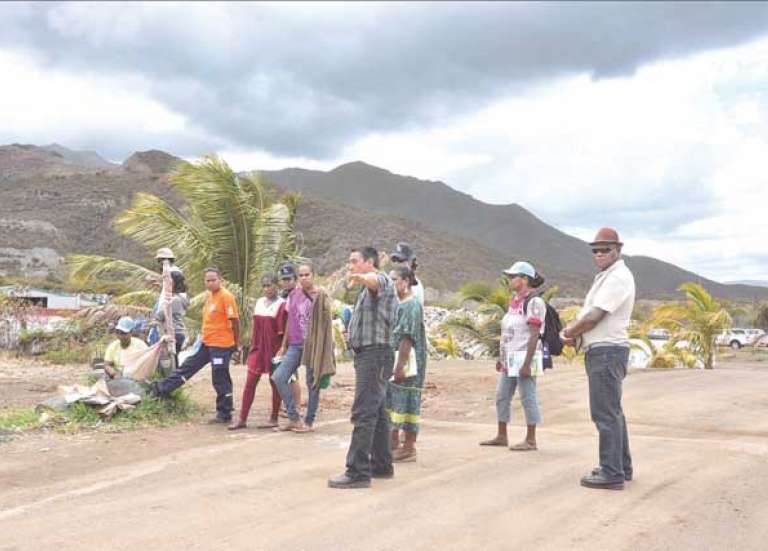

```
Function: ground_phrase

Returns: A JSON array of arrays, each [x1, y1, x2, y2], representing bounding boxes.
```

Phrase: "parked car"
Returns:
[[716, 328, 765, 349], [646, 328, 671, 351]]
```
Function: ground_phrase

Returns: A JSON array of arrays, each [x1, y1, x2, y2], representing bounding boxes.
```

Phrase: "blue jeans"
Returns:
[[271, 344, 320, 425], [156, 343, 233, 420], [586, 346, 632, 481], [495, 373, 541, 425]]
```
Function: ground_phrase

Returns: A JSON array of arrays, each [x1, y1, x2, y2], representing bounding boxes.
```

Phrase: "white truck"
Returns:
[[716, 328, 765, 349]]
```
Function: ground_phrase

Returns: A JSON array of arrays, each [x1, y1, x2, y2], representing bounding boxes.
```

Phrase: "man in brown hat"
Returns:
[[560, 227, 635, 490]]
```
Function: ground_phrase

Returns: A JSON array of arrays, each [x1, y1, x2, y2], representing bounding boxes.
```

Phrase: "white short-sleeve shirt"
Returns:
[[579, 259, 635, 347]]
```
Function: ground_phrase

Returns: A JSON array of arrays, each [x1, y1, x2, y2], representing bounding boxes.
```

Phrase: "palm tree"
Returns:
[[652, 282, 731, 370], [67, 155, 300, 343]]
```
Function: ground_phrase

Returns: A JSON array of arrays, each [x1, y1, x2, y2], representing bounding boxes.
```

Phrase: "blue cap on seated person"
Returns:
[[502, 261, 536, 279], [115, 316, 135, 334]]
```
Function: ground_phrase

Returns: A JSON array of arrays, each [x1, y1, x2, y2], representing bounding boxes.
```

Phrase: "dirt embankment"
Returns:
[[2, 354, 768, 550]]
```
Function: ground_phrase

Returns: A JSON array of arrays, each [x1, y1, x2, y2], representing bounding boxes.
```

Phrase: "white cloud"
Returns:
[[1, 11, 768, 283], [333, 37, 768, 282], [0, 51, 198, 156]]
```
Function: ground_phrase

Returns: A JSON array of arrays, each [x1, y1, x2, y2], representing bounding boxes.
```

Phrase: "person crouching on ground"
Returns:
[[151, 267, 240, 424], [386, 264, 428, 463], [328, 246, 398, 489], [103, 316, 148, 379], [480, 261, 545, 451], [272, 263, 323, 432], [229, 275, 287, 430]]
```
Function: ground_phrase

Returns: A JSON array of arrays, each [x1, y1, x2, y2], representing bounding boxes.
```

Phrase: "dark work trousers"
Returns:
[[344, 344, 394, 481], [586, 345, 632, 481], [156, 342, 233, 420]]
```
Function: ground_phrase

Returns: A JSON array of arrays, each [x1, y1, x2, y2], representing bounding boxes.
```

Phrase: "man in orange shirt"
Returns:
[[151, 267, 240, 423]]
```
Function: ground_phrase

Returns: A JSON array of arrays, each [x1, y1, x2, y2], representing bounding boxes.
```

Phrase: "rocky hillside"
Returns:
[[263, 162, 768, 301], [1, 143, 766, 301], [0, 144, 183, 276]]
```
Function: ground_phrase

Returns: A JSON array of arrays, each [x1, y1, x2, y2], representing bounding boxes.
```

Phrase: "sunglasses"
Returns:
[[591, 247, 614, 255]]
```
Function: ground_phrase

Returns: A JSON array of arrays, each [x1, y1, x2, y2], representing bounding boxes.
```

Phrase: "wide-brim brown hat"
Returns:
[[589, 227, 623, 246]]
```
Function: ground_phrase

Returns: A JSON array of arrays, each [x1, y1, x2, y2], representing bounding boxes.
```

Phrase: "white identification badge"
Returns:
[[505, 344, 543, 377], [212, 357, 224, 366], [392, 349, 418, 379]]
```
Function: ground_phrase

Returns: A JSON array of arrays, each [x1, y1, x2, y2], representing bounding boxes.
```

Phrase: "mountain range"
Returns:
[[1, 143, 765, 301]]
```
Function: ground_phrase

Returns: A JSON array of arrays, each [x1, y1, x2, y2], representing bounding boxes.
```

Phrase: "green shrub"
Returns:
[[0, 409, 40, 430]]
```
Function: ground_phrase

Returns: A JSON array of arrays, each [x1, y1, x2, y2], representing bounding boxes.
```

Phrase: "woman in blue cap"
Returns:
[[480, 261, 546, 451]]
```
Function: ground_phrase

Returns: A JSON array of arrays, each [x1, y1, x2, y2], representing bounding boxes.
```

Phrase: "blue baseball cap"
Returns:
[[502, 261, 536, 279], [115, 316, 135, 333]]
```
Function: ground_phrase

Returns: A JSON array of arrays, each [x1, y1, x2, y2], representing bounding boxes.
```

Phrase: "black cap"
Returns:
[[389, 242, 414, 262], [278, 263, 296, 278]]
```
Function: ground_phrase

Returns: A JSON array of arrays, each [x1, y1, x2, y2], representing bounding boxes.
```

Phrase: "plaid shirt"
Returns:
[[348, 272, 397, 349]]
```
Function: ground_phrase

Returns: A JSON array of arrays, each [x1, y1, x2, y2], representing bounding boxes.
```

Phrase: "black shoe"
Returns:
[[371, 469, 394, 479], [327, 474, 371, 489], [580, 472, 625, 490], [148, 382, 165, 399], [591, 467, 632, 482], [208, 416, 232, 424]]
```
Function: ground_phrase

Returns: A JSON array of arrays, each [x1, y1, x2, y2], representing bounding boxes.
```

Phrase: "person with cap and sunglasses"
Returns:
[[103, 316, 148, 379], [276, 262, 302, 415], [560, 227, 635, 490], [480, 261, 546, 451], [389, 242, 424, 305]]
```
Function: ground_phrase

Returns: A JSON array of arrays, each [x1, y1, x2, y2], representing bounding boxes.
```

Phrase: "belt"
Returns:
[[585, 342, 629, 352], [351, 343, 390, 353]]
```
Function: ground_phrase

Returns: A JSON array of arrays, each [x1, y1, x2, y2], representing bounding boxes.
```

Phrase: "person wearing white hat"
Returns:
[[480, 261, 545, 451], [103, 316, 148, 379], [155, 247, 183, 275]]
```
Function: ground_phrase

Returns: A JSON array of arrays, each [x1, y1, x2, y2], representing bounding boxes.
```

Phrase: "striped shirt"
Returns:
[[348, 272, 397, 349]]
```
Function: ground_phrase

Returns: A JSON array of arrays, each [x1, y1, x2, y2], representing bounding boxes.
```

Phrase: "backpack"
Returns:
[[523, 294, 564, 368]]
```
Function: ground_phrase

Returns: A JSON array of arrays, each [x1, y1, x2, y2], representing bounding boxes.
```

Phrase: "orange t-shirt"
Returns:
[[202, 288, 239, 348]]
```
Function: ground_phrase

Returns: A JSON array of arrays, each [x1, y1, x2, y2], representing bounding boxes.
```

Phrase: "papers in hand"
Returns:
[[391, 349, 418, 380], [505, 344, 544, 377]]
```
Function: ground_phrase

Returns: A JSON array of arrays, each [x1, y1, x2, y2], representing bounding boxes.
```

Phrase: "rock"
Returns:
[[106, 378, 146, 398], [35, 395, 70, 413]]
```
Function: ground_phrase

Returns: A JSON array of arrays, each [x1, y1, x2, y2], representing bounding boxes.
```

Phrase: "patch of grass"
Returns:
[[0, 408, 40, 430], [2, 389, 203, 438], [42, 344, 92, 365]]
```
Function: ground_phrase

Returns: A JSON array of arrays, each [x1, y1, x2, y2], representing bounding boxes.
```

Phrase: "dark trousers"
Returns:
[[157, 342, 233, 419], [586, 346, 632, 480], [345, 345, 394, 481]]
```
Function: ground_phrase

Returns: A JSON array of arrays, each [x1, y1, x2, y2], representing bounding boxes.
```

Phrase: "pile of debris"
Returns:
[[424, 306, 494, 360], [37, 378, 146, 418]]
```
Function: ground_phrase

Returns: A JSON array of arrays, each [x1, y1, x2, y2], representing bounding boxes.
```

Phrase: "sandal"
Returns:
[[479, 437, 508, 447], [227, 420, 247, 431], [509, 441, 537, 451], [393, 448, 417, 462], [255, 419, 279, 429]]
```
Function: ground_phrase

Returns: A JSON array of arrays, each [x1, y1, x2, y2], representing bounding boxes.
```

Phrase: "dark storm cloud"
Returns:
[[2, 2, 768, 157]]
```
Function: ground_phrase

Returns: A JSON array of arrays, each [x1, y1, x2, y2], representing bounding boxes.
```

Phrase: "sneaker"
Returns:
[[591, 467, 632, 482], [580, 472, 624, 490], [327, 474, 371, 489], [208, 416, 232, 425]]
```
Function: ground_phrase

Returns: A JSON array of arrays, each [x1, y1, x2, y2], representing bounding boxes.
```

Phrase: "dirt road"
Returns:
[[2, 356, 768, 550]]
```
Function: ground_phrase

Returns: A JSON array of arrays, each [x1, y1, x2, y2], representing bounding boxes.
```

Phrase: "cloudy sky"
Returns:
[[2, 2, 768, 282]]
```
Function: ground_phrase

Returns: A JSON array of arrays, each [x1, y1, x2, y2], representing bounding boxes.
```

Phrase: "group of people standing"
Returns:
[[110, 226, 635, 492]]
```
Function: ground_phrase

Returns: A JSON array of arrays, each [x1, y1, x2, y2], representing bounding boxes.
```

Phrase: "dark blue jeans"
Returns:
[[345, 345, 394, 481], [586, 346, 632, 481], [156, 342, 233, 420]]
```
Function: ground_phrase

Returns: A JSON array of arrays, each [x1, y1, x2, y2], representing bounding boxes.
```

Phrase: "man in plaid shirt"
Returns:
[[329, 246, 398, 489]]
